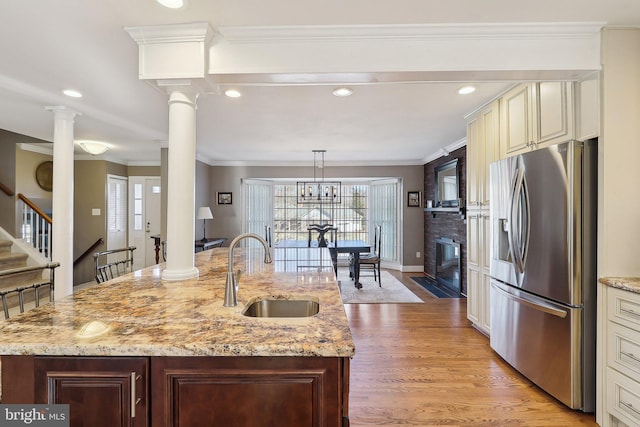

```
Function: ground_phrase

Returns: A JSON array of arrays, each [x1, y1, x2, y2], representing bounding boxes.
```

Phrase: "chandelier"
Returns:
[[296, 150, 342, 204]]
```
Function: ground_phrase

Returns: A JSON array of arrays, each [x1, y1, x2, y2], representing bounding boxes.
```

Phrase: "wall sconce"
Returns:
[[197, 206, 213, 242], [78, 140, 109, 156]]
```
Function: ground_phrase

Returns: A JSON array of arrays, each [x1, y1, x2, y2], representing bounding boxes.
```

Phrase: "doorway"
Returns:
[[128, 176, 161, 270], [107, 175, 128, 251]]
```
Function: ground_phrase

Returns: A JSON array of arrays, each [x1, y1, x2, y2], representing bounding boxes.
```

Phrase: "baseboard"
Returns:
[[399, 265, 424, 273]]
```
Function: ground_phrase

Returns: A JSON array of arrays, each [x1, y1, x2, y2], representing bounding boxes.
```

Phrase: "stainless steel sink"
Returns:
[[243, 298, 319, 318]]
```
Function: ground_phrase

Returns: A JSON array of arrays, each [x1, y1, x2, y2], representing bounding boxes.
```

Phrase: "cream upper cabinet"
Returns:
[[466, 116, 481, 209], [576, 74, 600, 140], [500, 82, 574, 158], [499, 84, 532, 156], [466, 100, 499, 208]]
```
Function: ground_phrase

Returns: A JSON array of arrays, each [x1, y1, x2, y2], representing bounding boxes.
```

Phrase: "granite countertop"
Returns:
[[0, 247, 354, 358], [599, 277, 640, 294]]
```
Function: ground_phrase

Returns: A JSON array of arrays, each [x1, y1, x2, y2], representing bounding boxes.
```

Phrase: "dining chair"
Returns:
[[353, 225, 382, 286], [307, 223, 337, 248]]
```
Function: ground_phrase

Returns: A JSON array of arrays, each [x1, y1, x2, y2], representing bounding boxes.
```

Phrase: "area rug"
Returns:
[[338, 270, 423, 304], [410, 276, 463, 298]]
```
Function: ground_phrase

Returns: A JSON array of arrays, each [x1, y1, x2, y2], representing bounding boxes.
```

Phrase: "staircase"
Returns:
[[0, 238, 56, 320]]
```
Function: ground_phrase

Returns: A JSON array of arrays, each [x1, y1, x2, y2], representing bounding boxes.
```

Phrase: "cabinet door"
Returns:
[[151, 356, 344, 427], [481, 213, 491, 273], [576, 75, 599, 140], [480, 272, 492, 334], [480, 101, 500, 206], [466, 116, 481, 209], [533, 81, 574, 148], [467, 267, 480, 324], [500, 84, 532, 157], [34, 357, 148, 427], [467, 212, 480, 269]]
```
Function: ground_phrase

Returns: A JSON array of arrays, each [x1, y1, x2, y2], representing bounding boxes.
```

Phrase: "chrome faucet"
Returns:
[[224, 233, 272, 307]]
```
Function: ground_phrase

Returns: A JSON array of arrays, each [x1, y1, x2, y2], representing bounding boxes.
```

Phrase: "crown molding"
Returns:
[[17, 143, 53, 156], [218, 22, 605, 44], [422, 137, 467, 164], [125, 22, 216, 45]]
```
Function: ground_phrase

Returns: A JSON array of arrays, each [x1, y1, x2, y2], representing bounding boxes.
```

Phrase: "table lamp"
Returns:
[[197, 207, 213, 242]]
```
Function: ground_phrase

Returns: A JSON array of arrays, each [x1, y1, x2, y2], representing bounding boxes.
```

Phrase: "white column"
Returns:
[[161, 87, 199, 281], [45, 106, 80, 299]]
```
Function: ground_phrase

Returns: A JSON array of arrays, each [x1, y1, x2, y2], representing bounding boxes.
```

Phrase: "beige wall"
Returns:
[[195, 160, 211, 241], [74, 160, 108, 284], [0, 131, 50, 236], [209, 164, 424, 270], [0, 133, 18, 234], [599, 28, 640, 276], [15, 148, 54, 234], [127, 165, 161, 176]]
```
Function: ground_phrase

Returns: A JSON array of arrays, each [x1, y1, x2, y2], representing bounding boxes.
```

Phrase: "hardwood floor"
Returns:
[[344, 270, 598, 426]]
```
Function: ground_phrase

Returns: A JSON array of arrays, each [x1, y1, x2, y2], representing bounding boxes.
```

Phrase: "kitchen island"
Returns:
[[0, 247, 354, 427]]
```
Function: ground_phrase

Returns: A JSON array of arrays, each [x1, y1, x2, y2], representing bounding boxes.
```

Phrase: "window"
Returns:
[[243, 179, 401, 265], [273, 183, 368, 244]]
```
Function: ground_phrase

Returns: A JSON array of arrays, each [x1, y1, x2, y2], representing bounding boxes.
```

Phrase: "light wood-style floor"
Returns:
[[344, 270, 598, 426]]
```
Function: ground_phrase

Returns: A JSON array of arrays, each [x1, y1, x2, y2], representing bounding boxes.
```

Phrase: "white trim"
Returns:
[[218, 22, 605, 43], [422, 137, 467, 164], [400, 265, 426, 273], [17, 143, 53, 156], [126, 23, 216, 45]]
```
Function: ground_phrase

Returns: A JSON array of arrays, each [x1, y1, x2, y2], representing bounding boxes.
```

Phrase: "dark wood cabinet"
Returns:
[[2, 356, 148, 427], [2, 355, 349, 427], [151, 356, 348, 427]]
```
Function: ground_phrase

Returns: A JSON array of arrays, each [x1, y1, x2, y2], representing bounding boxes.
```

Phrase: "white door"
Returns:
[[128, 177, 161, 270], [107, 175, 128, 251]]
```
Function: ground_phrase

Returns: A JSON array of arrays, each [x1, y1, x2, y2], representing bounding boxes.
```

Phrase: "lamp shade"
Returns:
[[197, 206, 213, 220]]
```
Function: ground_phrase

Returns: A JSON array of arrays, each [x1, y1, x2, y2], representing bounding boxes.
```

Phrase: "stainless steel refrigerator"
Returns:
[[489, 139, 597, 412]]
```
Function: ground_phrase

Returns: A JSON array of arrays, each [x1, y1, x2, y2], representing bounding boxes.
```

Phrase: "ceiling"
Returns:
[[1, 1, 639, 166]]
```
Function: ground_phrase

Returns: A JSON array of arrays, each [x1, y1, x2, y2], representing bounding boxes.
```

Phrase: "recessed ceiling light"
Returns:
[[458, 86, 476, 95], [332, 87, 353, 97], [224, 89, 242, 98], [156, 0, 187, 9], [63, 89, 83, 98]]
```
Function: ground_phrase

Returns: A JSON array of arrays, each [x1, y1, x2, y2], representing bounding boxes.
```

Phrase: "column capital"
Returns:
[[125, 22, 215, 80], [45, 105, 82, 120]]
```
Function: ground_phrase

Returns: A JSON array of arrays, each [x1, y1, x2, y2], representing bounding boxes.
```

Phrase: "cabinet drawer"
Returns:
[[607, 367, 640, 427], [608, 287, 640, 329], [608, 321, 640, 378]]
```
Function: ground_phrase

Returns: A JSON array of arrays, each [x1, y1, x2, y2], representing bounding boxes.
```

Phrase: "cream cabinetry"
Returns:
[[465, 99, 498, 336], [500, 82, 574, 158], [601, 285, 640, 427], [466, 212, 491, 335]]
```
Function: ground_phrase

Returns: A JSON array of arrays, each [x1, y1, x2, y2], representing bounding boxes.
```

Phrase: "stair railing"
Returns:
[[0, 181, 14, 197], [0, 262, 59, 319], [17, 194, 53, 260], [74, 238, 104, 267]]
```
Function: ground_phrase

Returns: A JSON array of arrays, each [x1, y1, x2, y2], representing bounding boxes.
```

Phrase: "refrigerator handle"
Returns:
[[492, 282, 568, 318], [509, 164, 526, 274]]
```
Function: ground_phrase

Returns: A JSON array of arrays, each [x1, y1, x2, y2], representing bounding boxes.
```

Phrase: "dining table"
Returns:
[[275, 239, 371, 289]]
